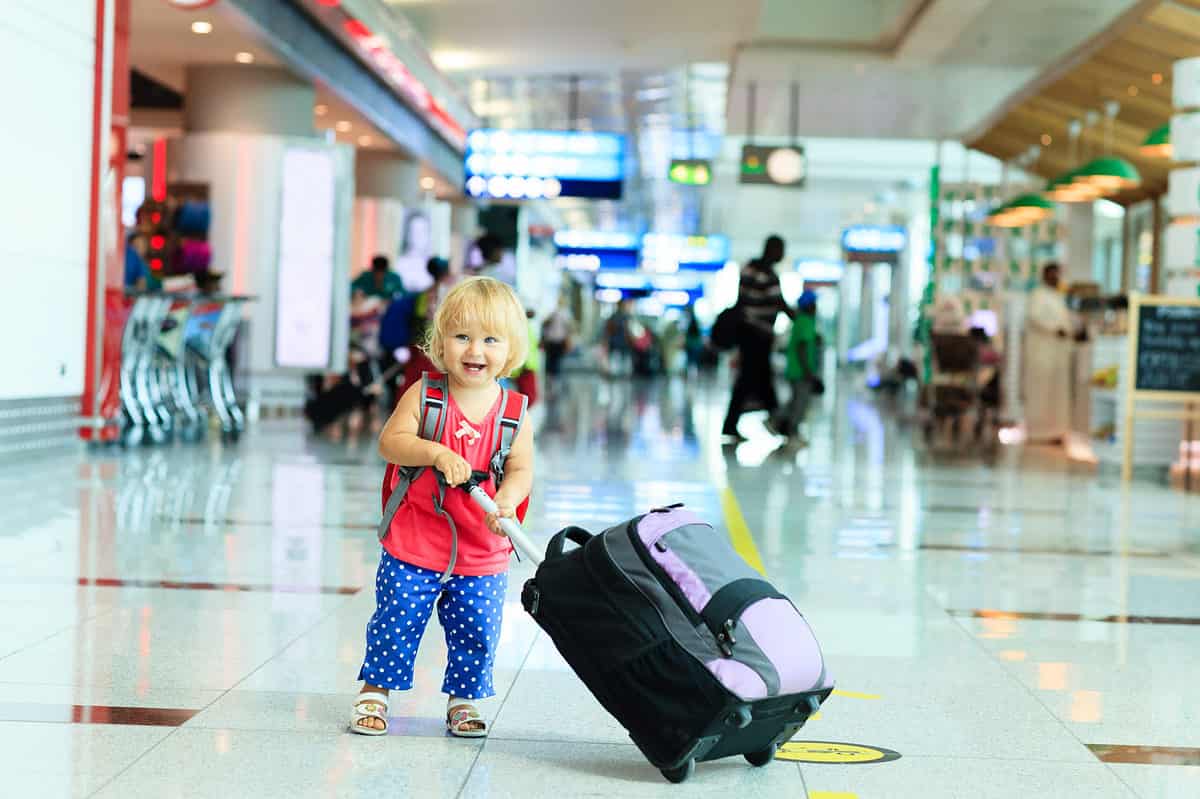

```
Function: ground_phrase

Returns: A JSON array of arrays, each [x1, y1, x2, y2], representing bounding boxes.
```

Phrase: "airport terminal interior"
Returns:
[[4, 0, 1200, 797]]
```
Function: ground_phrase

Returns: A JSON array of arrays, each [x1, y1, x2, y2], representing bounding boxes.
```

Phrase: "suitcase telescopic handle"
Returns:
[[461, 477, 543, 567]]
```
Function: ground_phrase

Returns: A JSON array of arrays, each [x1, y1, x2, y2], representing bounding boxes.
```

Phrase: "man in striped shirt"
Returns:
[[722, 235, 792, 439]]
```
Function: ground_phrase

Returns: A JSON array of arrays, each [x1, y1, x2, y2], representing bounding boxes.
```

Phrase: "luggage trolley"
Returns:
[[120, 292, 174, 445], [185, 295, 252, 440], [158, 296, 204, 441]]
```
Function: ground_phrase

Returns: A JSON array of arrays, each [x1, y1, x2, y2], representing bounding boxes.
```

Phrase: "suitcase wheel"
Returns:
[[660, 759, 695, 784], [744, 744, 777, 767], [726, 706, 753, 729]]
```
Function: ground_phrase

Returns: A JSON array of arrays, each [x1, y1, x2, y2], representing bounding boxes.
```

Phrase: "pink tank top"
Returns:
[[382, 388, 513, 576]]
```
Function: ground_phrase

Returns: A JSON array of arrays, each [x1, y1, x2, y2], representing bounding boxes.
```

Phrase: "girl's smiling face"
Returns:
[[441, 319, 511, 387]]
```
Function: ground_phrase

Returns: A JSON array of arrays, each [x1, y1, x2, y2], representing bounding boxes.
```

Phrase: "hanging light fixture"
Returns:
[[989, 148, 1056, 227], [1074, 102, 1141, 194], [1045, 121, 1102, 202], [1139, 123, 1171, 158]]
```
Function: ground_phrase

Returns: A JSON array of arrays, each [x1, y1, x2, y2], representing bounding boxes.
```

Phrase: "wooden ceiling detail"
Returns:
[[967, 0, 1200, 205]]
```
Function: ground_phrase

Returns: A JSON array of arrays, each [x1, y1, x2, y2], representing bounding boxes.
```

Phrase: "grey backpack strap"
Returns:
[[489, 388, 528, 486], [420, 372, 450, 441], [377, 372, 450, 542], [378, 467, 414, 542], [431, 476, 457, 583]]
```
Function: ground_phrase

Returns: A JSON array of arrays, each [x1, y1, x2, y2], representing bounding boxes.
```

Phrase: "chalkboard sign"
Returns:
[[1134, 303, 1200, 393]]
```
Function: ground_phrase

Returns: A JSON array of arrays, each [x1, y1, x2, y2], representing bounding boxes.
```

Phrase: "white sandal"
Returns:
[[349, 691, 389, 736], [446, 703, 489, 738]]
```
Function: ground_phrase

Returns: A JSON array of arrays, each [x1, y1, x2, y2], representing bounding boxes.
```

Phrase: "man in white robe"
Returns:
[[1024, 263, 1074, 443]]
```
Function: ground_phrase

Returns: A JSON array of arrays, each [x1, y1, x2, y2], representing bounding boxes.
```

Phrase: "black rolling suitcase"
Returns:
[[467, 485, 833, 784]]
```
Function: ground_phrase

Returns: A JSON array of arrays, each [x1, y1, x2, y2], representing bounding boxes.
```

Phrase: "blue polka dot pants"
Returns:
[[358, 550, 508, 700]]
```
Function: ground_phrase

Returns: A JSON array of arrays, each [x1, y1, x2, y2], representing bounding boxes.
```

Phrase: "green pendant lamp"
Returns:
[[1075, 156, 1142, 192], [1139, 123, 1171, 159], [1046, 168, 1101, 202], [1073, 102, 1142, 194], [1042, 120, 1102, 202], [989, 193, 1055, 228]]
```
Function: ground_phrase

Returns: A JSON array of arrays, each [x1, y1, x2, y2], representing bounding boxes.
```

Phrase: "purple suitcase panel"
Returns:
[[637, 508, 709, 549], [635, 508, 830, 701], [740, 598, 825, 695], [705, 658, 768, 700], [637, 509, 714, 612]]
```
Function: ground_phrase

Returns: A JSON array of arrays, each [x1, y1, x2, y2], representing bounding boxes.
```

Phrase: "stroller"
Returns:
[[922, 333, 999, 444]]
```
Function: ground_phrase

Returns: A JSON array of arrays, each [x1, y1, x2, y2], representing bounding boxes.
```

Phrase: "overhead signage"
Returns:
[[740, 144, 806, 187], [553, 231, 639, 250], [554, 231, 639, 271], [795, 260, 844, 282], [668, 158, 713, 186], [841, 225, 907, 254], [641, 234, 730, 273], [594, 287, 703, 306], [595, 272, 705, 291], [464, 129, 625, 200]]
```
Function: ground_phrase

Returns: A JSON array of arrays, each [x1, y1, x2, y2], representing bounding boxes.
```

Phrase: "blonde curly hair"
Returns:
[[424, 276, 529, 377]]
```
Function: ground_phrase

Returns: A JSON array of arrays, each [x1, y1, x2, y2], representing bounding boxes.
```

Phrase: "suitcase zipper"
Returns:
[[625, 519, 706, 629]]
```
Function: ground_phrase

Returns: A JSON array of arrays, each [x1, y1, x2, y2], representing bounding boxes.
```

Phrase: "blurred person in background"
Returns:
[[684, 309, 705, 376], [1024, 262, 1074, 444], [605, 300, 634, 378], [768, 290, 821, 444], [352, 254, 404, 301], [470, 233, 515, 286], [722, 235, 792, 439], [540, 299, 575, 382]]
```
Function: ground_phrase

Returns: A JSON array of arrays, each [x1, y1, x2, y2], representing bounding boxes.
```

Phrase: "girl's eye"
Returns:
[[484, 336, 500, 345], [455, 334, 470, 342]]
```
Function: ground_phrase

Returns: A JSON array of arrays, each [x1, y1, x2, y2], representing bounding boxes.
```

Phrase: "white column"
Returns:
[[1166, 57, 1200, 297], [0, 3, 98, 401], [174, 64, 354, 411], [1065, 203, 1095, 286], [450, 202, 479, 277], [352, 151, 418, 287]]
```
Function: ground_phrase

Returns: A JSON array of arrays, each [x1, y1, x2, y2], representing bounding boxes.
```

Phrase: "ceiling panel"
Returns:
[[729, 0, 1143, 140], [753, 0, 923, 46], [967, 1, 1183, 203]]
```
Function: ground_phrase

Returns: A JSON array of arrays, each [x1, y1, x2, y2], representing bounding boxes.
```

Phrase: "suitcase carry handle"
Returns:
[[546, 526, 593, 561], [460, 475, 543, 567]]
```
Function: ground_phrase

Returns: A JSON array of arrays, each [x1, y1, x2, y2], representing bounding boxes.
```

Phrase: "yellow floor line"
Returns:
[[720, 485, 767, 576], [721, 485, 882, 708]]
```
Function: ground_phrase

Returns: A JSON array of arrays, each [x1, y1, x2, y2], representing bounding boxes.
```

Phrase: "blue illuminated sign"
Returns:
[[841, 225, 907, 253], [641, 234, 730, 272], [554, 231, 639, 271], [464, 129, 625, 200]]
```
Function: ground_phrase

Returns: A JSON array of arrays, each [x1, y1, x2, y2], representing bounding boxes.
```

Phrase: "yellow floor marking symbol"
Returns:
[[831, 689, 882, 700], [810, 793, 859, 799], [776, 740, 902, 764]]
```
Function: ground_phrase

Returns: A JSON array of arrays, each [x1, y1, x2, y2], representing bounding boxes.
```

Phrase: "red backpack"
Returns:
[[377, 373, 529, 581]]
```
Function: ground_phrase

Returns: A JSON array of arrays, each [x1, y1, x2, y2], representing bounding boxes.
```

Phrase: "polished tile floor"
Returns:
[[2, 375, 1198, 798]]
